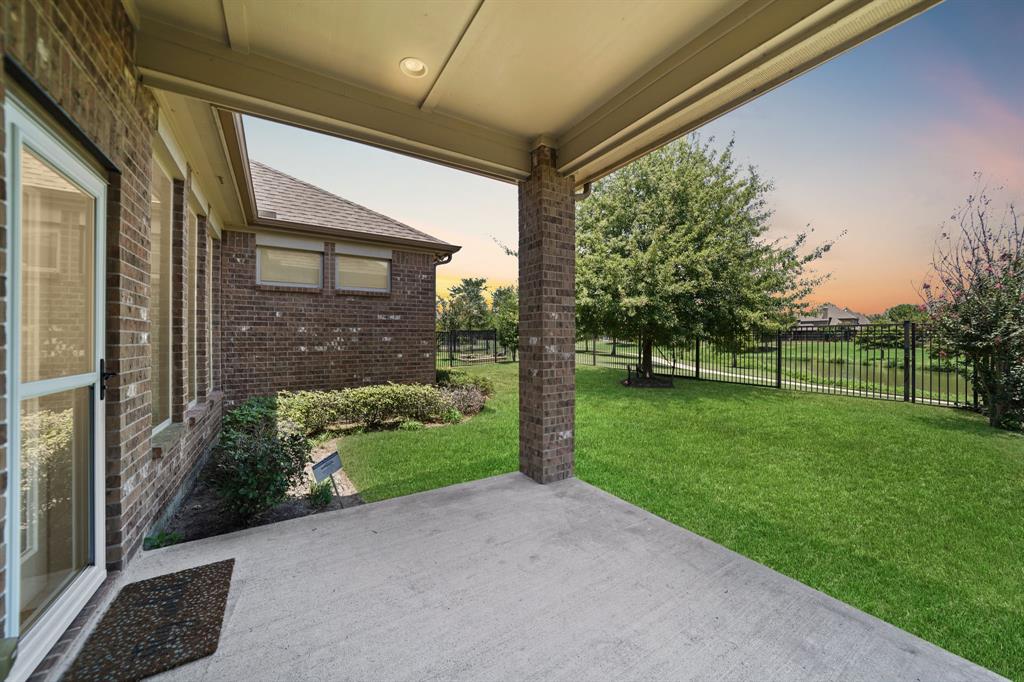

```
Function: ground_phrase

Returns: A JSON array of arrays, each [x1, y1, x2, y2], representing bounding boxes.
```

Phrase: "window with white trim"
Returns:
[[335, 254, 391, 292], [257, 246, 322, 287]]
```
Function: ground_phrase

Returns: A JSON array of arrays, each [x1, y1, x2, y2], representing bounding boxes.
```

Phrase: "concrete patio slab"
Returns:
[[123, 473, 998, 681]]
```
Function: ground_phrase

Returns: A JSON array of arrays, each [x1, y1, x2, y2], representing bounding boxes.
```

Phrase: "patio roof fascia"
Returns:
[[134, 0, 938, 189], [136, 21, 533, 183], [557, 0, 943, 185]]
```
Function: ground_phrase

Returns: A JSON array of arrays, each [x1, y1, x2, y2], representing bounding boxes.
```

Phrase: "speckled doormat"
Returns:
[[65, 559, 235, 681]]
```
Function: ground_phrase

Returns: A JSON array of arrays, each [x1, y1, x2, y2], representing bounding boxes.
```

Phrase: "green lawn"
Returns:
[[342, 363, 1023, 679]]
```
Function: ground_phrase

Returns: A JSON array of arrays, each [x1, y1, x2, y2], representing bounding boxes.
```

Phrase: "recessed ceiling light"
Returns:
[[399, 57, 428, 78]]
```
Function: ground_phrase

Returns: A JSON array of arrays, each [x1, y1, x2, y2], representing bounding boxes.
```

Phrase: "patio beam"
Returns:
[[135, 23, 532, 183], [518, 146, 576, 483]]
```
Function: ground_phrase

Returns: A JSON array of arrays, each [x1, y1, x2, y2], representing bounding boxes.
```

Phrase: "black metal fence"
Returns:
[[438, 323, 976, 408], [436, 330, 512, 367], [575, 322, 977, 408]]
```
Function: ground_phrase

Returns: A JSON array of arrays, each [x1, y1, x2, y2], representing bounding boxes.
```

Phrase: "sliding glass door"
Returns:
[[5, 94, 106, 675]]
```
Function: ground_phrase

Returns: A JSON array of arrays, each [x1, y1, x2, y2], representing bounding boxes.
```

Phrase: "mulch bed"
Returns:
[[161, 439, 363, 544], [65, 560, 235, 681]]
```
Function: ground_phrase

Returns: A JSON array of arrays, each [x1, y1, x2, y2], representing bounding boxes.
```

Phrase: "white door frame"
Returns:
[[4, 93, 107, 681]]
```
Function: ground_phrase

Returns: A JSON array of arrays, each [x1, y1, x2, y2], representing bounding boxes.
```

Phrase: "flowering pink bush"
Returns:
[[923, 183, 1023, 429]]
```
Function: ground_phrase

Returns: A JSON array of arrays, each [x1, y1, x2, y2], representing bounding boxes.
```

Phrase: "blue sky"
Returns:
[[245, 0, 1023, 314]]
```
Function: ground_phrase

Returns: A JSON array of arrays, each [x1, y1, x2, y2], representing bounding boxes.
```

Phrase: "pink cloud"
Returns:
[[911, 62, 1024, 188]]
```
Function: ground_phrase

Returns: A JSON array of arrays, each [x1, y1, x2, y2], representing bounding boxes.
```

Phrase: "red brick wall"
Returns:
[[220, 230, 437, 404], [0, 0, 223, 572]]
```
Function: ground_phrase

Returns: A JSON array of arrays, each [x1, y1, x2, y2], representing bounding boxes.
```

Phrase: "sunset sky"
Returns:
[[245, 0, 1024, 315]]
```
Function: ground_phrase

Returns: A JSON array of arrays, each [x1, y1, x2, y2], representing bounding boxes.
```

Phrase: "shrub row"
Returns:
[[278, 379, 490, 436], [211, 375, 494, 519]]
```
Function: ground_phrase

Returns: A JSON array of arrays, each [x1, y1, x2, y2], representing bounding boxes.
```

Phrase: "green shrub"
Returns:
[[435, 368, 462, 384], [143, 530, 183, 550], [398, 419, 425, 431], [277, 390, 348, 436], [442, 407, 463, 424], [223, 396, 278, 432], [436, 369, 495, 397], [279, 384, 455, 433], [211, 423, 310, 521], [343, 383, 450, 427], [307, 479, 334, 508]]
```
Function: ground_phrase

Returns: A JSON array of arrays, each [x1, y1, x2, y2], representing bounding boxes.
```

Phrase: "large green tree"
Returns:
[[880, 303, 929, 323], [437, 277, 492, 330], [491, 285, 519, 361], [576, 136, 835, 377]]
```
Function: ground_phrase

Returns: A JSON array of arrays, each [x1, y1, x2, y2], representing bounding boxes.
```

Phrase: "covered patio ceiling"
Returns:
[[130, 0, 939, 190]]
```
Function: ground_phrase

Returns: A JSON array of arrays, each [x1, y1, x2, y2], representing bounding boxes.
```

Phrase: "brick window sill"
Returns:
[[151, 423, 184, 460], [157, 392, 223, 460], [255, 284, 325, 294], [334, 288, 391, 299]]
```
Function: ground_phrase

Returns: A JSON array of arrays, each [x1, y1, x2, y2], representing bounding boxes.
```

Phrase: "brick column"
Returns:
[[518, 145, 576, 483]]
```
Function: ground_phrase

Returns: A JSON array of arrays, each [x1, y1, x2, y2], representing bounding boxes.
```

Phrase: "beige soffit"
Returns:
[[254, 232, 324, 252], [154, 89, 248, 234], [334, 242, 392, 260], [135, 0, 939, 187]]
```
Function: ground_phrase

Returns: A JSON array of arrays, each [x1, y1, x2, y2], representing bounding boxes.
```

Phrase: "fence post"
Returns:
[[902, 321, 911, 401], [449, 331, 456, 368], [494, 330, 498, 364], [695, 338, 701, 380], [776, 330, 783, 389], [592, 336, 597, 366], [910, 322, 917, 403]]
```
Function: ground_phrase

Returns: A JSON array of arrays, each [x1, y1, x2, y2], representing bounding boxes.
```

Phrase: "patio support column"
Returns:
[[518, 145, 576, 483]]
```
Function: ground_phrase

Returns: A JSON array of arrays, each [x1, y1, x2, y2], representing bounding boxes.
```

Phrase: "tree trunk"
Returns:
[[640, 338, 654, 378], [731, 352, 738, 368], [989, 391, 1006, 427], [610, 338, 617, 356]]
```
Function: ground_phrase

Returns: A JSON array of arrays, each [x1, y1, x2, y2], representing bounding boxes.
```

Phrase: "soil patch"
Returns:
[[622, 373, 675, 389]]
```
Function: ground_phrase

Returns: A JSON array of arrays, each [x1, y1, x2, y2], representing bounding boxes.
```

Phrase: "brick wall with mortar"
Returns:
[[518, 146, 576, 484], [0, 0, 224, 667], [220, 230, 438, 404]]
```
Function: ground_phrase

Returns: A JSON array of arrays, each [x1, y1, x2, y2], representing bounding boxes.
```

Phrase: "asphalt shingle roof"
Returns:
[[249, 160, 457, 252]]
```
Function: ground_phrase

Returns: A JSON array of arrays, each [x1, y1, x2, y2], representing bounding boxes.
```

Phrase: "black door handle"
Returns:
[[100, 359, 117, 400]]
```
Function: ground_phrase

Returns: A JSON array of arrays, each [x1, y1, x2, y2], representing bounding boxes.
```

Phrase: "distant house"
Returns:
[[797, 304, 871, 327]]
